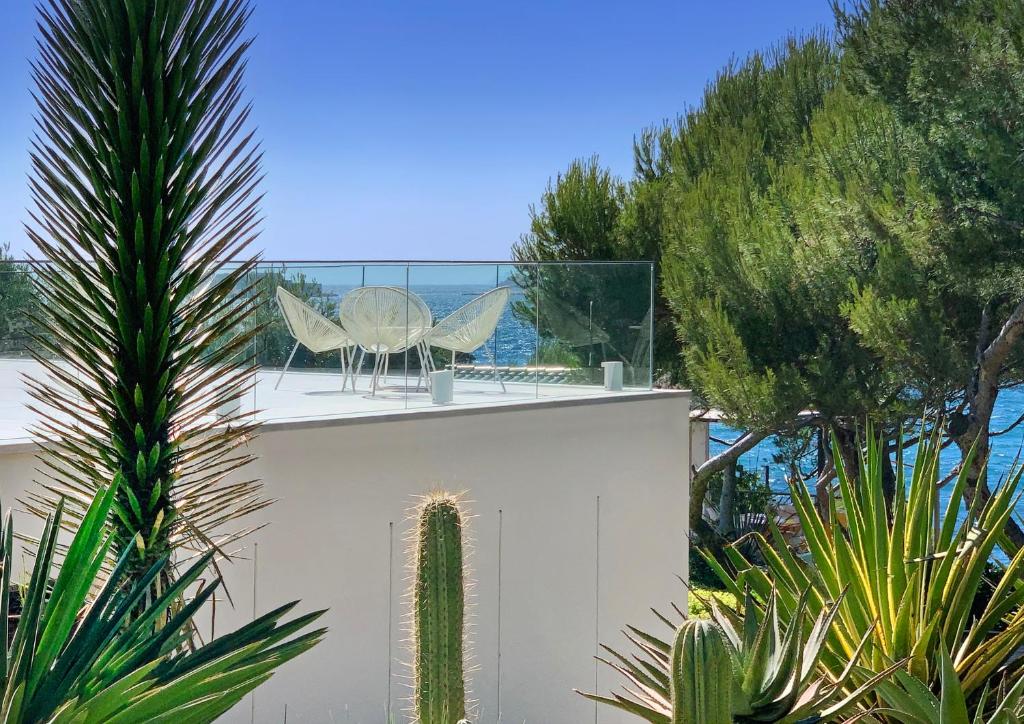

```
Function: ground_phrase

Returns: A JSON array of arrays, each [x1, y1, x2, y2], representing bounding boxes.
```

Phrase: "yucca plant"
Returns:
[[25, 0, 268, 591], [704, 425, 1024, 714], [0, 477, 324, 722], [580, 588, 891, 722]]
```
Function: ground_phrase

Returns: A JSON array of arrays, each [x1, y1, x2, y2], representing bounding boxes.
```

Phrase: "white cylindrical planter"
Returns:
[[430, 370, 454, 404], [602, 361, 623, 391]]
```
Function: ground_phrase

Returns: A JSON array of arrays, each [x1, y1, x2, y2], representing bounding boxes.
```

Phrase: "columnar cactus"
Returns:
[[669, 619, 733, 724], [412, 492, 467, 724]]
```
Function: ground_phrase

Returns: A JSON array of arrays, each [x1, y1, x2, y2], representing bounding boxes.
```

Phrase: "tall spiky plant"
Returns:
[[25, 0, 268, 592]]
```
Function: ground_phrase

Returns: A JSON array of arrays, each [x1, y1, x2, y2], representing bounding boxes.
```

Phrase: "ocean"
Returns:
[[708, 388, 1024, 510]]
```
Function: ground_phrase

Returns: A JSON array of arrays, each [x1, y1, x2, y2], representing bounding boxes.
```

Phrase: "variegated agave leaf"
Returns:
[[24, 0, 270, 589], [707, 424, 1024, 711]]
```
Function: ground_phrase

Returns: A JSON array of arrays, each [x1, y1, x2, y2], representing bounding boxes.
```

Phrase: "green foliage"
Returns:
[[837, 0, 1024, 310], [25, 0, 269, 588], [829, 0, 1024, 489], [250, 266, 338, 369], [670, 619, 732, 724], [688, 544, 732, 591], [528, 338, 583, 368], [412, 492, 467, 724], [0, 479, 324, 722], [512, 157, 677, 382], [658, 34, 910, 434], [514, 157, 627, 262], [0, 245, 38, 356], [706, 426, 1024, 717], [705, 464, 775, 529], [581, 588, 889, 723], [687, 588, 736, 619]]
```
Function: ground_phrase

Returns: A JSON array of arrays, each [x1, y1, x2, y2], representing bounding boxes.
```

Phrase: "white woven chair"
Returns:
[[275, 286, 356, 391], [339, 286, 433, 395], [426, 286, 511, 391]]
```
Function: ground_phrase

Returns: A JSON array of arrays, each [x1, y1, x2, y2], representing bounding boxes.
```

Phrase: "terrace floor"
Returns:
[[0, 358, 656, 444]]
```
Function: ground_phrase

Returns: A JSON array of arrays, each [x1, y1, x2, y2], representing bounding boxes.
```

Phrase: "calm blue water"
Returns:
[[710, 387, 1024, 512], [409, 284, 537, 366]]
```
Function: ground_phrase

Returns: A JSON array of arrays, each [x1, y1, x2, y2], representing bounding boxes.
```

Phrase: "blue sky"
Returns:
[[0, 0, 834, 261]]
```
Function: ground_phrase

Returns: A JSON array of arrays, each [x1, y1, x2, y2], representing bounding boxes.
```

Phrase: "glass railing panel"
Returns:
[[403, 263, 523, 410], [503, 262, 542, 395], [0, 260, 39, 441], [617, 262, 655, 389], [0, 259, 654, 436], [252, 261, 409, 421], [534, 261, 654, 399]]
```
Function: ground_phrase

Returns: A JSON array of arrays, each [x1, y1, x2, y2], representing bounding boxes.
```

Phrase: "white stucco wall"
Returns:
[[690, 417, 710, 471], [0, 390, 690, 723]]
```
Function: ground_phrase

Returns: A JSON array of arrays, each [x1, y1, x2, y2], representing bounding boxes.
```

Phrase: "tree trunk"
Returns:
[[881, 436, 897, 515], [688, 412, 822, 539], [814, 426, 833, 522], [689, 429, 768, 537], [833, 424, 860, 485], [717, 461, 737, 536], [955, 298, 1024, 548]]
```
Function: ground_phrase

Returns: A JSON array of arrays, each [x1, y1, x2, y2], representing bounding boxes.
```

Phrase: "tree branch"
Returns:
[[992, 410, 1024, 438], [982, 297, 1024, 370], [689, 412, 823, 531]]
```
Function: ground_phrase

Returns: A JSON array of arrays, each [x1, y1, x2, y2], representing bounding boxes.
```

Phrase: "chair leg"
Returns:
[[353, 347, 366, 393], [275, 342, 300, 391], [370, 352, 384, 396], [346, 346, 357, 391], [414, 346, 424, 391], [416, 341, 432, 391], [340, 347, 350, 392]]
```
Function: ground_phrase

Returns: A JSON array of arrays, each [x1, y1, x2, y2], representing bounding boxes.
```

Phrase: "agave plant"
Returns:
[[0, 477, 323, 722], [704, 425, 1024, 713], [873, 642, 1024, 723], [579, 588, 892, 722], [25, 0, 268, 589]]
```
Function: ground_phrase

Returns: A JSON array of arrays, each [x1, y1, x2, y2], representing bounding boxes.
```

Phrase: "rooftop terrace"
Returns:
[[0, 259, 658, 445]]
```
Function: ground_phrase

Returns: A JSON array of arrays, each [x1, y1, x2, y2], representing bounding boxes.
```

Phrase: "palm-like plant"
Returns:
[[25, 0, 268, 589], [0, 477, 324, 722], [704, 426, 1024, 714]]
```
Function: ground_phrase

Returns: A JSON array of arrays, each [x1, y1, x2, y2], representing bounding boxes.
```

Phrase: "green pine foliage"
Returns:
[[659, 34, 890, 434], [0, 245, 38, 356], [832, 0, 1024, 502], [512, 157, 679, 382]]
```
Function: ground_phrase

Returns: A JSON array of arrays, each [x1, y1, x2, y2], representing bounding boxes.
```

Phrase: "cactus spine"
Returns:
[[670, 619, 733, 724], [412, 492, 467, 724]]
